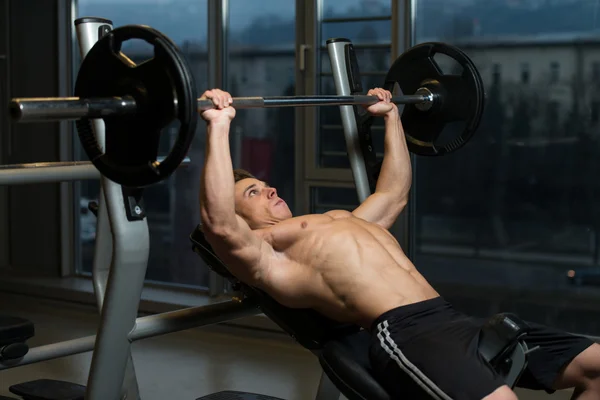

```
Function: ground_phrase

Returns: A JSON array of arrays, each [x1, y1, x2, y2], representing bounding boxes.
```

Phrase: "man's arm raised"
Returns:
[[199, 89, 273, 285], [352, 88, 412, 229]]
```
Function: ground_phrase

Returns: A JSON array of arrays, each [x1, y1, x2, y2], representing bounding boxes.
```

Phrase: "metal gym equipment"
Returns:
[[0, 17, 257, 400], [1, 18, 527, 400]]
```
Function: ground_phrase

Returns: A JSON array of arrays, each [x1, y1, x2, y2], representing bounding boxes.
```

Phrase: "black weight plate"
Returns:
[[384, 42, 485, 156], [75, 24, 197, 187]]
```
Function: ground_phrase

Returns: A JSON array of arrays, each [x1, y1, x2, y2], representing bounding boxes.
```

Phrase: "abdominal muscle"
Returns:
[[260, 213, 440, 329]]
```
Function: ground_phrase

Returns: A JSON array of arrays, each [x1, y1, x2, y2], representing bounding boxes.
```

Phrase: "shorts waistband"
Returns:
[[371, 296, 452, 332]]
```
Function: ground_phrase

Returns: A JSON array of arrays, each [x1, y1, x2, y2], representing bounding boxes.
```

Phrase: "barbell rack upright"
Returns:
[[74, 17, 144, 400]]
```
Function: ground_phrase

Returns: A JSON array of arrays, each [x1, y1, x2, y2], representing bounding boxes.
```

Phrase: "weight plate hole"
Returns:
[[433, 52, 465, 76], [120, 37, 154, 60], [391, 82, 405, 114]]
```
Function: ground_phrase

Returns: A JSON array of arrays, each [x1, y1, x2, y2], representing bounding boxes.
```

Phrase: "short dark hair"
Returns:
[[233, 168, 255, 183]]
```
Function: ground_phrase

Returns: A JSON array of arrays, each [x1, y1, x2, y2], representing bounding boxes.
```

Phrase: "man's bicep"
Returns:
[[204, 216, 272, 283], [352, 192, 406, 229]]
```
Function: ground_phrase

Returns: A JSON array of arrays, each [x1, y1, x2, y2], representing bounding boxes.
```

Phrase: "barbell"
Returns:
[[8, 24, 485, 187]]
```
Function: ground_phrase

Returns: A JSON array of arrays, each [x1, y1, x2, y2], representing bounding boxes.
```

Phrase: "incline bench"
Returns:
[[189, 225, 535, 400]]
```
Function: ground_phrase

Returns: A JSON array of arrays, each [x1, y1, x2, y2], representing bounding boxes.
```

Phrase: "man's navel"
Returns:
[[301, 221, 308, 229]]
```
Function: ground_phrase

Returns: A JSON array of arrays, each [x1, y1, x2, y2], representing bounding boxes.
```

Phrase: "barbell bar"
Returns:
[[9, 89, 435, 123]]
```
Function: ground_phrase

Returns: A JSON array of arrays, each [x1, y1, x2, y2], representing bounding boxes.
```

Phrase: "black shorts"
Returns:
[[368, 297, 594, 400]]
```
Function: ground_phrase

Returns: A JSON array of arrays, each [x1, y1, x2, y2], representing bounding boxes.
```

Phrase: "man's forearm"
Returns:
[[375, 108, 412, 202], [200, 122, 238, 231]]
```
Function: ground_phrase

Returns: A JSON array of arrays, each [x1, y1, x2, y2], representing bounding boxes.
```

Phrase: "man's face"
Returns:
[[234, 178, 292, 229]]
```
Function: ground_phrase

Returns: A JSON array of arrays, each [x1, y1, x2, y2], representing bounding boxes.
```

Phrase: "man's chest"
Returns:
[[258, 214, 338, 252]]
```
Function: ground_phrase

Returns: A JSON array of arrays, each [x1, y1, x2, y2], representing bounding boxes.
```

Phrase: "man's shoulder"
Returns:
[[324, 209, 353, 219]]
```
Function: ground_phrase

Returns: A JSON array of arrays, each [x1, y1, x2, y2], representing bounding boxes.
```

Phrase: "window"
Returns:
[[592, 61, 600, 81], [591, 100, 600, 124], [316, 0, 392, 170], [550, 61, 560, 84], [227, 0, 296, 212], [546, 100, 560, 126], [73, 0, 209, 288], [311, 186, 359, 214], [492, 63, 501, 86], [520, 62, 530, 84], [413, 0, 600, 336]]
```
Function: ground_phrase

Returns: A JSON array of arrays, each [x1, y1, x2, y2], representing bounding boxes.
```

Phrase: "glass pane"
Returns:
[[74, 1, 210, 288], [320, 47, 391, 75], [227, 0, 296, 212], [322, 0, 392, 19], [317, 45, 391, 169], [413, 0, 600, 335], [311, 186, 360, 214], [318, 76, 386, 169], [316, 0, 391, 172], [318, 77, 347, 168], [321, 20, 392, 46]]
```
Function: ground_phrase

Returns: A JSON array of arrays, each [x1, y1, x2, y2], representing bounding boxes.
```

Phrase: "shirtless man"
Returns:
[[199, 88, 600, 400]]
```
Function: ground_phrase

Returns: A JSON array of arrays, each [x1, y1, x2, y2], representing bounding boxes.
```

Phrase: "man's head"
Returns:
[[233, 169, 292, 229]]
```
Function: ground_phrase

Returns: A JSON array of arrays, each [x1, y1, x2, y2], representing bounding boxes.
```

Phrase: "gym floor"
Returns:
[[0, 292, 575, 400]]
